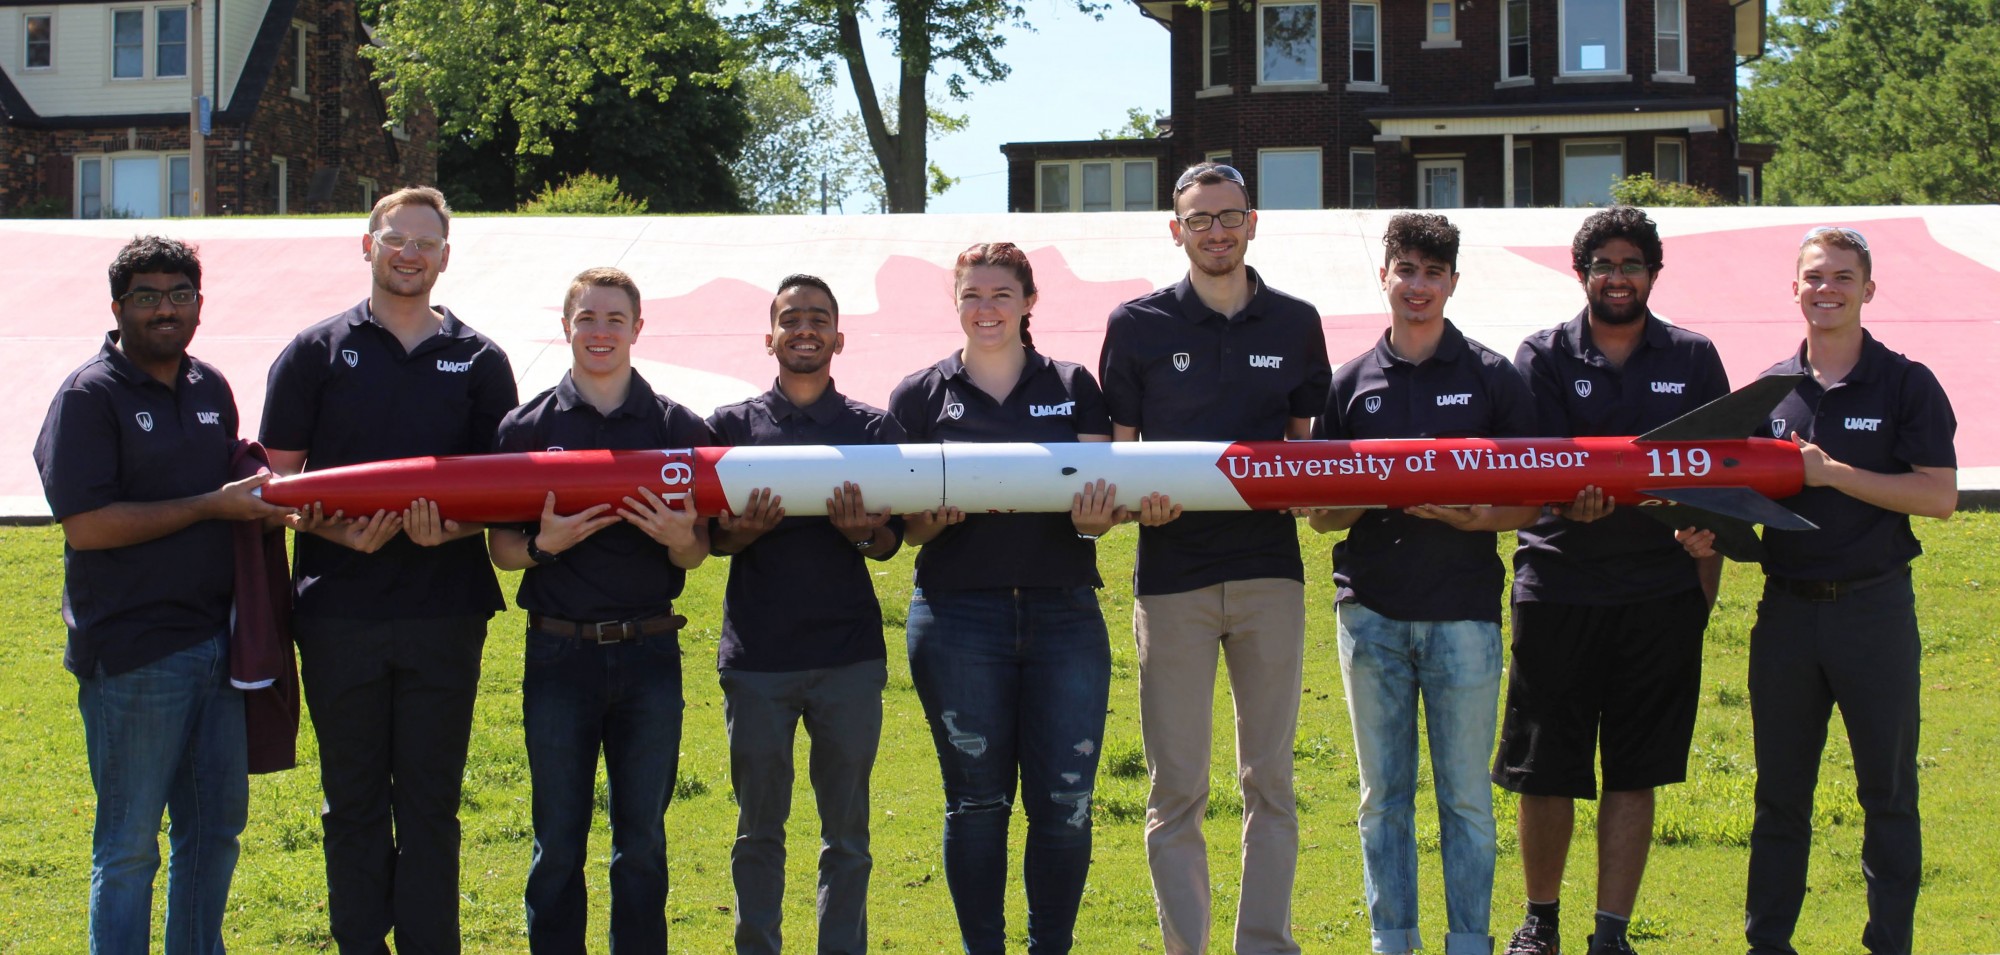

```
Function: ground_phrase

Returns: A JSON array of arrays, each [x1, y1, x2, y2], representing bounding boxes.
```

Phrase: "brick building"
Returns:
[[0, 0, 433, 218], [1003, 0, 1772, 212]]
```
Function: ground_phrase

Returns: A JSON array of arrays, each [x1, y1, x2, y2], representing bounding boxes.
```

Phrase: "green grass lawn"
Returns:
[[2, 515, 1996, 953]]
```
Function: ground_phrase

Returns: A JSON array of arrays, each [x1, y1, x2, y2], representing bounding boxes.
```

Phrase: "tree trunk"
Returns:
[[834, 0, 930, 212]]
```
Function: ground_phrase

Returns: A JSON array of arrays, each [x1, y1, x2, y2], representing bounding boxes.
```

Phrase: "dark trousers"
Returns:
[[906, 587, 1111, 955], [523, 628, 684, 955], [721, 659, 886, 955], [295, 615, 488, 955], [1745, 573, 1921, 955]]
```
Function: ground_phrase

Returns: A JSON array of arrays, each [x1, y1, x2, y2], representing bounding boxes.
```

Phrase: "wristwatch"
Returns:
[[850, 534, 874, 551], [526, 535, 563, 565], [1076, 531, 1102, 541]]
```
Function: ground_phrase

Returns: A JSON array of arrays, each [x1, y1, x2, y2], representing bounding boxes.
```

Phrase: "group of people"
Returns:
[[34, 168, 1954, 955]]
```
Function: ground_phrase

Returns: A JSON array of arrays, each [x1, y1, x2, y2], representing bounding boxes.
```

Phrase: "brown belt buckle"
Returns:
[[587, 620, 634, 643]]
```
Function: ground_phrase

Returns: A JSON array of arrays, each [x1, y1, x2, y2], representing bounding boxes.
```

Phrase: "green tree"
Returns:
[[732, 67, 877, 213], [360, 0, 738, 159], [518, 172, 651, 215], [736, 0, 1109, 212], [1741, 0, 2000, 205], [1098, 107, 1167, 140], [1610, 173, 1726, 208]]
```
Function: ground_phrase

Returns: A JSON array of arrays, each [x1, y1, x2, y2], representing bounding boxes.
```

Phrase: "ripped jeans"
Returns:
[[906, 586, 1112, 954]]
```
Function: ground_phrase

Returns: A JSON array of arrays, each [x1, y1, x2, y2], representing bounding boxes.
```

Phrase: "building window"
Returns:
[[1350, 148, 1377, 208], [1503, 0, 1530, 79], [1350, 2, 1379, 84], [1561, 0, 1624, 74], [290, 22, 312, 99], [1418, 159, 1463, 208], [1513, 142, 1534, 206], [112, 9, 143, 78], [1737, 166, 1756, 205], [1655, 0, 1684, 74], [1258, 148, 1321, 209], [154, 6, 185, 77], [1204, 5, 1230, 89], [1036, 159, 1156, 212], [272, 157, 290, 214], [359, 176, 379, 211], [76, 153, 190, 218], [1258, 0, 1319, 84], [1207, 150, 1233, 167], [1429, 1, 1455, 42], [24, 13, 53, 69], [1654, 138, 1685, 183], [1561, 140, 1624, 206]]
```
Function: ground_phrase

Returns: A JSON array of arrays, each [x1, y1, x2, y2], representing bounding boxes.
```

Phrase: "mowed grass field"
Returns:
[[2, 515, 1997, 954]]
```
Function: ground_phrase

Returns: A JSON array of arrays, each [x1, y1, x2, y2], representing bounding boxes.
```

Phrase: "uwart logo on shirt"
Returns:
[[1437, 393, 1472, 406], [1651, 381, 1686, 394], [1029, 401, 1075, 417], [196, 411, 221, 425], [436, 359, 472, 373], [1846, 417, 1882, 431], [1248, 354, 1284, 369]]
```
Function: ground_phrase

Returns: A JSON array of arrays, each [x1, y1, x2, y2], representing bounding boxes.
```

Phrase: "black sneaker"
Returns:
[[1504, 916, 1560, 955], [1585, 934, 1637, 955]]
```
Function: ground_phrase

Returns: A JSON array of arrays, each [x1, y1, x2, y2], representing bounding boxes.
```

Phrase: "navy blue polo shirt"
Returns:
[[495, 371, 714, 621], [709, 382, 906, 673], [1757, 331, 1956, 581], [888, 348, 1111, 592], [1511, 310, 1730, 605], [1314, 321, 1536, 622], [1099, 268, 1332, 596], [34, 334, 239, 676], [260, 301, 517, 618]]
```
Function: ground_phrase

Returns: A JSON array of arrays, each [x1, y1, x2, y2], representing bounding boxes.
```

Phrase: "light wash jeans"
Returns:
[[77, 630, 248, 955], [1337, 602, 1501, 955]]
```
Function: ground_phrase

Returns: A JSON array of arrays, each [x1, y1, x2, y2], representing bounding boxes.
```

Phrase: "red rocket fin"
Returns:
[[1636, 374, 1806, 443]]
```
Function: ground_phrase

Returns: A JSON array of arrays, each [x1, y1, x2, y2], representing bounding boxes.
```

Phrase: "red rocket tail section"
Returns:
[[1630, 374, 1815, 561]]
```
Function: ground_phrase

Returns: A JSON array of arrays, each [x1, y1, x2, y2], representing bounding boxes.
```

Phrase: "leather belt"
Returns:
[[1765, 567, 1908, 603], [529, 611, 686, 643]]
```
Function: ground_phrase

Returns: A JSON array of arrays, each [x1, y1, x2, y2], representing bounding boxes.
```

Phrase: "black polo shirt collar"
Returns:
[[1768, 329, 1889, 389], [550, 369, 662, 420], [1560, 308, 1674, 369], [347, 300, 479, 357], [1367, 320, 1469, 370], [937, 347, 1055, 391], [98, 331, 203, 390], [1169, 266, 1270, 325], [761, 378, 857, 426]]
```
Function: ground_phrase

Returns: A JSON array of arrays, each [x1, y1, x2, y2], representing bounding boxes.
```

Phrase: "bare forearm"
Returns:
[[1822, 464, 1957, 520], [61, 495, 221, 551]]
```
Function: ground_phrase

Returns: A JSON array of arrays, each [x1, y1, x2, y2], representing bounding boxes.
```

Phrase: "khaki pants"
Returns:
[[1134, 578, 1305, 955]]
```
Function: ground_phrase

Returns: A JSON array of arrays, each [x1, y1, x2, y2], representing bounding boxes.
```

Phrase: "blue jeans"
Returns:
[[1337, 602, 1501, 955], [906, 587, 1111, 955], [77, 630, 248, 955], [522, 628, 685, 955]]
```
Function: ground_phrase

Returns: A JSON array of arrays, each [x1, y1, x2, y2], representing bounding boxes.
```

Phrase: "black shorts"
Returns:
[[1491, 588, 1710, 798]]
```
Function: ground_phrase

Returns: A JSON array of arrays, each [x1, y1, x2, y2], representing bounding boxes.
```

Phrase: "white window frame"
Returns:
[[1255, 0, 1321, 86], [289, 20, 313, 100], [272, 156, 289, 215], [1654, 137, 1686, 183], [1499, 0, 1531, 83], [358, 176, 379, 211], [1034, 158, 1158, 212], [74, 152, 191, 218], [1416, 157, 1465, 209], [1348, 1, 1381, 87], [1257, 147, 1322, 209], [1206, 149, 1233, 166], [1423, 0, 1459, 47], [1512, 141, 1534, 206], [1349, 147, 1376, 209], [1558, 0, 1626, 78], [23, 12, 54, 70], [1737, 166, 1756, 205], [1653, 0, 1687, 78], [1203, 4, 1231, 91], [1561, 138, 1626, 206], [108, 4, 190, 81]]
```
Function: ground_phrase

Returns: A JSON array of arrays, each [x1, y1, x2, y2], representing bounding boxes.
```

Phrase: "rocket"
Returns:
[[263, 375, 1815, 560]]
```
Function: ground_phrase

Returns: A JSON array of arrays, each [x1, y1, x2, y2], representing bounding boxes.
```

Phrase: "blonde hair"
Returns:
[[563, 266, 642, 320], [368, 186, 452, 236]]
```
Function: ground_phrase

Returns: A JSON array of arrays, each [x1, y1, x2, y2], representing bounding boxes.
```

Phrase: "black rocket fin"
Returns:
[[1634, 486, 1821, 564], [1637, 374, 1806, 442]]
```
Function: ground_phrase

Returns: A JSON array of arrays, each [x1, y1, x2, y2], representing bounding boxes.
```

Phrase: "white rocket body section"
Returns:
[[708, 444, 946, 514], [939, 442, 1251, 512]]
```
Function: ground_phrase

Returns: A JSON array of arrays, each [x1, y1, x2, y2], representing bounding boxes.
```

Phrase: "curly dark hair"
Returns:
[[1382, 212, 1460, 270], [770, 273, 840, 326], [1570, 205, 1663, 276], [108, 235, 201, 300]]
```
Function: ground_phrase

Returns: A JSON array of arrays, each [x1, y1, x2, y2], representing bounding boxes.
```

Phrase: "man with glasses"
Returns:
[[1676, 227, 1955, 955], [1099, 161, 1331, 955], [1494, 206, 1729, 955], [36, 235, 292, 952], [262, 186, 519, 952]]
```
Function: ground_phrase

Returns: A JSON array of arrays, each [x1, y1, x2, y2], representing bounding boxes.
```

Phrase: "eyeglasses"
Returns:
[[1178, 209, 1250, 233], [116, 288, 200, 309], [1585, 261, 1651, 278], [1173, 163, 1247, 196], [1802, 226, 1869, 251], [371, 230, 446, 254]]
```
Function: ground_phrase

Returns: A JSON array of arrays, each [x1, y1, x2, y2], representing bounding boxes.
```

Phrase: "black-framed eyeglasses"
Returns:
[[371, 230, 446, 254], [1178, 209, 1250, 233], [1173, 163, 1247, 196], [1585, 261, 1650, 278], [1802, 226, 1869, 251], [116, 288, 200, 309]]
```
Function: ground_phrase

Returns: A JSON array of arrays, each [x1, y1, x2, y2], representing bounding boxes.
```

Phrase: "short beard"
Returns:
[[1588, 297, 1647, 326]]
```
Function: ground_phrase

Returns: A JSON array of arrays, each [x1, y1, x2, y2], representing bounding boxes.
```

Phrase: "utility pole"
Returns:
[[188, 0, 205, 216]]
